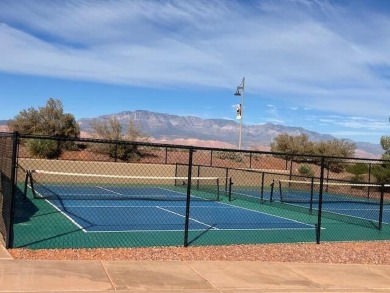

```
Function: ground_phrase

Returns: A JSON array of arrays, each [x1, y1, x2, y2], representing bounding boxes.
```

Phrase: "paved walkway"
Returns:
[[1, 245, 390, 292]]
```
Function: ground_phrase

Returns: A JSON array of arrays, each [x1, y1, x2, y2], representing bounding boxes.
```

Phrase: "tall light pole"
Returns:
[[234, 77, 245, 149]]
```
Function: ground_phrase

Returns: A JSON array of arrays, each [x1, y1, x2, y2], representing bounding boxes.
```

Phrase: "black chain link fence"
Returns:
[[1, 132, 389, 248], [0, 132, 18, 248]]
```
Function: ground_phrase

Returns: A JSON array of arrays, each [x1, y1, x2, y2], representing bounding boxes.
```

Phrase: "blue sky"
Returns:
[[0, 0, 390, 145]]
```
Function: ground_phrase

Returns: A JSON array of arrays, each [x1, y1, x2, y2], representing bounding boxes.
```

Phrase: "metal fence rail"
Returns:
[[1, 132, 389, 248]]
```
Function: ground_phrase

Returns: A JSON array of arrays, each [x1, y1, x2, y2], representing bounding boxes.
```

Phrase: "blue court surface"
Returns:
[[31, 184, 315, 233], [235, 186, 389, 225]]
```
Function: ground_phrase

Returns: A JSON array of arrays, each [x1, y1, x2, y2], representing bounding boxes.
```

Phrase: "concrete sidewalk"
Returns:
[[1, 246, 390, 292]]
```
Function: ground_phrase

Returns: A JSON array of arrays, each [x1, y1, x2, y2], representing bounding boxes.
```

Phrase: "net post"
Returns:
[[184, 148, 194, 247], [309, 177, 314, 215], [216, 178, 220, 201], [270, 179, 274, 202], [23, 170, 30, 198], [225, 168, 229, 193], [196, 165, 200, 190], [260, 172, 265, 203], [228, 177, 233, 201], [278, 180, 283, 202], [378, 184, 385, 230], [174, 163, 178, 187], [28, 171, 37, 198]]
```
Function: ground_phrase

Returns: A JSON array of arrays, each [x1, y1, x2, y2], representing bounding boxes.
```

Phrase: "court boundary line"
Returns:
[[27, 184, 87, 232]]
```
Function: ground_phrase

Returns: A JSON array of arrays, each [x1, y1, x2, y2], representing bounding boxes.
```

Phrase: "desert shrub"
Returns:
[[371, 164, 390, 185], [27, 139, 59, 159], [215, 151, 243, 162], [111, 143, 141, 161], [298, 163, 314, 177], [90, 117, 148, 162], [346, 163, 369, 185]]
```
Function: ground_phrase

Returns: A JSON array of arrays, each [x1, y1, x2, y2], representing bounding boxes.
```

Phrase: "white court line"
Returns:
[[27, 185, 87, 232], [96, 186, 123, 196], [218, 200, 315, 228], [156, 206, 220, 230]]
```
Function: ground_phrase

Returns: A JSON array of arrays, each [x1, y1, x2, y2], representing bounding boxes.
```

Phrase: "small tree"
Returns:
[[371, 136, 390, 186], [270, 133, 314, 159], [346, 163, 369, 185], [298, 163, 314, 177], [8, 98, 80, 158], [380, 136, 390, 160], [8, 98, 80, 137], [90, 117, 148, 161]]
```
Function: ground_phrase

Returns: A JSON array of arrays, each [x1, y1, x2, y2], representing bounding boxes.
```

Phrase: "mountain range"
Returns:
[[0, 111, 384, 158], [77, 110, 384, 158]]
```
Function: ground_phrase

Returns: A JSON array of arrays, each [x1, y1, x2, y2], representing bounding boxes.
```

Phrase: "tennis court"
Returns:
[[231, 179, 390, 226], [27, 181, 314, 231], [10, 167, 390, 249]]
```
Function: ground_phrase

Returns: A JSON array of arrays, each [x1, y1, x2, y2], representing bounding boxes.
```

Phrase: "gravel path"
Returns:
[[9, 241, 390, 264]]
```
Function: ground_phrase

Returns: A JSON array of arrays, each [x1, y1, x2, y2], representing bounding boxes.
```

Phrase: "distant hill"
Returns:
[[0, 120, 9, 132], [78, 110, 384, 158], [0, 112, 384, 158]]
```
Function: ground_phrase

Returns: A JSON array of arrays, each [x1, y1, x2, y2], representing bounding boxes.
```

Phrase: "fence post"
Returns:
[[184, 148, 194, 247], [165, 147, 168, 164], [6, 131, 19, 248], [289, 157, 293, 186], [56, 137, 61, 160], [285, 155, 288, 170], [316, 156, 326, 244], [378, 184, 385, 230], [367, 163, 372, 199], [249, 152, 252, 169], [114, 141, 118, 162]]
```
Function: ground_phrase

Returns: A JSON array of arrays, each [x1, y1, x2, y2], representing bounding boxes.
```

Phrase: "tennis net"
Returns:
[[273, 179, 389, 229], [276, 179, 386, 205], [24, 170, 220, 201]]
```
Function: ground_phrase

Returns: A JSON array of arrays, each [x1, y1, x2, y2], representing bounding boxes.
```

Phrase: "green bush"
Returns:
[[371, 165, 390, 185], [298, 163, 314, 177], [346, 163, 369, 176], [109, 144, 141, 161], [27, 139, 59, 159]]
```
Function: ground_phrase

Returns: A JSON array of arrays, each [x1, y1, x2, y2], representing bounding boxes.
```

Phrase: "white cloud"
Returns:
[[1, 0, 390, 118], [308, 115, 390, 131]]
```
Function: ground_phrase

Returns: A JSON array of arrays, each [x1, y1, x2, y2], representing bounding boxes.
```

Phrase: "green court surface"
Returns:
[[11, 185, 390, 249]]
